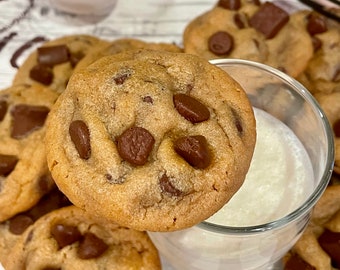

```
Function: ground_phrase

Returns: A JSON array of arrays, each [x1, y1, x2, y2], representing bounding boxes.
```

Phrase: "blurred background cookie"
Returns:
[[4, 205, 161, 270], [12, 35, 105, 94], [0, 83, 58, 222]]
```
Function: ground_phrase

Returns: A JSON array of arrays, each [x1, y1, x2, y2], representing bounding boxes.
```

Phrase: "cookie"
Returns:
[[314, 91, 340, 175], [297, 12, 340, 95], [45, 49, 256, 231], [13, 35, 104, 94], [284, 178, 340, 270], [0, 84, 59, 222], [263, 9, 314, 78], [183, 1, 268, 62], [74, 38, 183, 72], [0, 182, 71, 263], [3, 205, 161, 270]]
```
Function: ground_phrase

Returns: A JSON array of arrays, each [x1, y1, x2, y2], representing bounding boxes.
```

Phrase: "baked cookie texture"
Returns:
[[12, 35, 104, 94], [0, 84, 58, 222], [4, 206, 161, 270], [183, 0, 317, 78], [74, 38, 183, 71], [45, 49, 256, 232], [0, 183, 71, 263]]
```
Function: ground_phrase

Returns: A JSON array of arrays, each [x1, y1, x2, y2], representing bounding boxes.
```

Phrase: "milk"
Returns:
[[206, 108, 314, 226]]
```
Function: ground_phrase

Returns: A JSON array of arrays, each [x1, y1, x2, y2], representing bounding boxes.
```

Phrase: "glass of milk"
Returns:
[[148, 59, 334, 270]]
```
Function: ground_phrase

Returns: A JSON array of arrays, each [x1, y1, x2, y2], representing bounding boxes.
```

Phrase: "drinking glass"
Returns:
[[148, 59, 334, 270]]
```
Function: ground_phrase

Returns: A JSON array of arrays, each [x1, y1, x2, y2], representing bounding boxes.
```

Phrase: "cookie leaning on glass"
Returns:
[[45, 49, 256, 232]]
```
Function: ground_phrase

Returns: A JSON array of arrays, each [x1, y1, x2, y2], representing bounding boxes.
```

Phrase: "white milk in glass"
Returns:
[[206, 107, 314, 227]]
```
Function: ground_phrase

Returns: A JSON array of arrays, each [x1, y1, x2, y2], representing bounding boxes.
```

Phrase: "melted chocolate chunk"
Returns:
[[174, 135, 211, 169], [11, 104, 50, 139], [51, 224, 82, 249], [70, 51, 85, 67], [29, 63, 53, 85], [249, 2, 289, 39], [333, 119, 340, 138], [143, 96, 153, 104], [284, 253, 316, 270], [37, 45, 70, 66], [307, 13, 328, 36], [9, 215, 34, 235], [208, 31, 234, 56], [159, 174, 182, 196], [42, 268, 61, 270], [318, 229, 340, 267], [114, 73, 130, 85], [333, 68, 340, 82], [173, 93, 210, 123], [217, 0, 241, 10], [0, 154, 18, 176], [69, 120, 91, 160], [10, 36, 47, 68], [77, 233, 108, 259], [234, 13, 245, 29], [117, 126, 155, 166], [311, 36, 322, 51], [0, 100, 8, 121]]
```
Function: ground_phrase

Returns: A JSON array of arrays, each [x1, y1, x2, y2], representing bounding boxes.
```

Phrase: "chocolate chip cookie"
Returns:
[[0, 83, 59, 222], [297, 12, 340, 95], [183, 1, 269, 62], [0, 181, 71, 263], [45, 49, 256, 231], [13, 35, 104, 94], [284, 175, 340, 270], [3, 205, 161, 270], [74, 38, 183, 72]]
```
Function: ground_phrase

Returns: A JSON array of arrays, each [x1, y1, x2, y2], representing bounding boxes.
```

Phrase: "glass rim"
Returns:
[[198, 59, 335, 235]]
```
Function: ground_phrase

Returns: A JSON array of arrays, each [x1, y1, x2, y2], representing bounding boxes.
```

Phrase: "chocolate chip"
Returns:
[[0, 154, 18, 176], [69, 120, 91, 160], [29, 63, 53, 85], [208, 31, 234, 56], [51, 224, 82, 249], [334, 119, 340, 138], [11, 104, 50, 139], [0, 100, 8, 121], [114, 73, 130, 85], [37, 45, 70, 66], [173, 93, 210, 123], [249, 2, 289, 39], [159, 174, 182, 196], [307, 13, 328, 36], [311, 36, 322, 51], [318, 229, 340, 268], [284, 253, 316, 270], [70, 51, 85, 67], [77, 233, 108, 259], [37, 173, 54, 194], [174, 135, 211, 169], [42, 267, 61, 270], [234, 13, 245, 29], [333, 68, 340, 82], [143, 96, 153, 104], [9, 214, 34, 235], [217, 0, 241, 10], [117, 126, 155, 166]]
